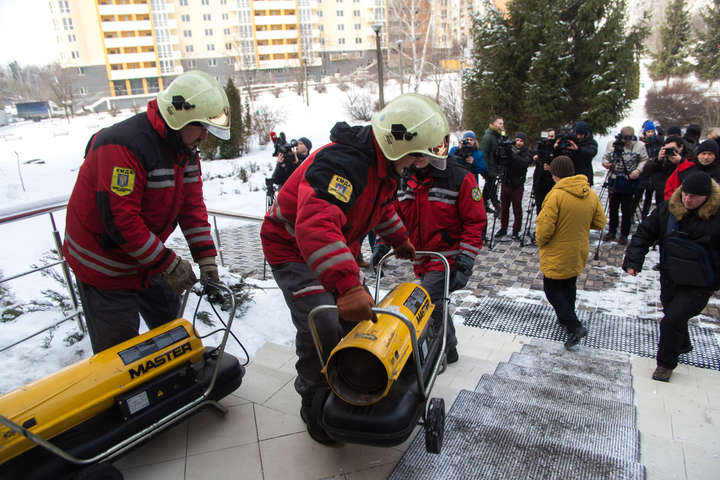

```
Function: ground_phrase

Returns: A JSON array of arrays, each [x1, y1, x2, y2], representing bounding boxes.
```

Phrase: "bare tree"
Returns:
[[388, 0, 435, 93], [252, 104, 281, 146], [40, 63, 77, 118]]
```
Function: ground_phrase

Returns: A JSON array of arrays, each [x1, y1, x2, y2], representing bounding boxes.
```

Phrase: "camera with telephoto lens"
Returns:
[[555, 128, 578, 156], [612, 133, 625, 156], [536, 136, 555, 165], [277, 138, 299, 156], [457, 137, 475, 159], [495, 136, 515, 165]]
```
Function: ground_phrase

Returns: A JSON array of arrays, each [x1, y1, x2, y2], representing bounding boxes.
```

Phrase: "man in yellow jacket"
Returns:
[[536, 156, 607, 349]]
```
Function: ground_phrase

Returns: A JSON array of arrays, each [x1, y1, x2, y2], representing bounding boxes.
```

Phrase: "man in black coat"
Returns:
[[495, 132, 532, 241], [271, 136, 312, 186], [566, 121, 598, 186], [623, 172, 720, 382]]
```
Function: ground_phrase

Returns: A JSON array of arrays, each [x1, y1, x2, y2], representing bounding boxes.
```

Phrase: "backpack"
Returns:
[[662, 214, 718, 288]]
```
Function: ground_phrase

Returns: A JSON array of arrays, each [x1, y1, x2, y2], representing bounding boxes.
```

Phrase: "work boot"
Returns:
[[678, 343, 693, 354], [618, 235, 628, 245], [495, 229, 507, 239], [356, 252, 369, 268], [564, 326, 588, 350], [511, 232, 521, 242], [300, 390, 341, 446], [603, 232, 616, 242], [652, 365, 673, 382]]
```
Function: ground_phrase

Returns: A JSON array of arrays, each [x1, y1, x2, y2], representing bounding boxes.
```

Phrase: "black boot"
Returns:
[[300, 389, 341, 446]]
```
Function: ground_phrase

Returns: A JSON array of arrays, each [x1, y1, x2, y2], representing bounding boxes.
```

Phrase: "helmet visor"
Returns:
[[201, 107, 230, 139], [205, 123, 230, 140], [410, 152, 447, 171]]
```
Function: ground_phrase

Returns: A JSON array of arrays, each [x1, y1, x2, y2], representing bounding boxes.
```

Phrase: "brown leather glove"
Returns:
[[163, 257, 197, 295], [337, 285, 376, 322], [198, 256, 219, 284], [392, 238, 416, 260]]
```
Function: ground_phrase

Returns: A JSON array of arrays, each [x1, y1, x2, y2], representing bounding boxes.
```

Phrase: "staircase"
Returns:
[[390, 339, 645, 479]]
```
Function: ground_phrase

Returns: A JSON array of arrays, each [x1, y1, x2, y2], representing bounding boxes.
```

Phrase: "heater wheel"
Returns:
[[424, 397, 445, 454]]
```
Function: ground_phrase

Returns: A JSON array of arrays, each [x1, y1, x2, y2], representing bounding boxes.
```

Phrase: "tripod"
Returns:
[[263, 179, 276, 279], [519, 190, 536, 247], [486, 164, 507, 250], [593, 170, 612, 260]]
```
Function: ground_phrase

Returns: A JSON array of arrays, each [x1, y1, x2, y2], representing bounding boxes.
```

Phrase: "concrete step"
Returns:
[[522, 339, 632, 366], [492, 362, 634, 405], [474, 375, 636, 427], [389, 417, 645, 480], [448, 390, 640, 462], [507, 351, 633, 387]]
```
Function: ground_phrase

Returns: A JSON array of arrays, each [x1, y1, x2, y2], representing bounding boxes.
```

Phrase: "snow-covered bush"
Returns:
[[344, 89, 375, 122]]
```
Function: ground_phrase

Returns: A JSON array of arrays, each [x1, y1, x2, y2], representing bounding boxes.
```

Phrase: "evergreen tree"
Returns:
[[218, 77, 243, 159], [198, 133, 218, 160], [693, 0, 720, 86], [464, 0, 649, 139], [648, 0, 693, 84], [243, 98, 252, 153]]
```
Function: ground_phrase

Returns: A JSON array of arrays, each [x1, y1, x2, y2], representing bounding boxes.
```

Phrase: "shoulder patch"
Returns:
[[111, 167, 136, 196], [327, 174, 353, 203], [471, 187, 482, 202]]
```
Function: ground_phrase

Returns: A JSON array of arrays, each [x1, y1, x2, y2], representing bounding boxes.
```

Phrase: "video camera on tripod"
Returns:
[[495, 136, 515, 167], [555, 128, 578, 156], [270, 131, 299, 158]]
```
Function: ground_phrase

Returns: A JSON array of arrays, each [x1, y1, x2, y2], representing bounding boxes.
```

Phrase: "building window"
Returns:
[[208, 58, 217, 66], [179, 0, 188, 5], [223, 28, 231, 34], [336, 10, 343, 16], [205, 28, 213, 36], [354, 23, 360, 30], [222, 13, 229, 20], [225, 42, 232, 50], [181, 14, 190, 22], [71, 51, 79, 59], [318, 10, 322, 16], [185, 45, 194, 52], [337, 24, 344, 30], [183, 30, 192, 37], [226, 57, 234, 64], [187, 59, 196, 68], [221, 0, 227, 4], [203, 13, 211, 21], [59, 1, 70, 13], [202, 0, 209, 4], [79, 87, 88, 95], [62, 18, 73, 30], [355, 37, 361, 44], [207, 44, 215, 51], [77, 66, 85, 75], [67, 33, 76, 42], [353, 9, 360, 16], [318, 25, 323, 31], [319, 38, 324, 44]]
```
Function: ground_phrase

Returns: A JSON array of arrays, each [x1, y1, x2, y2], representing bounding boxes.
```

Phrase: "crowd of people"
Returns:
[[59, 72, 720, 446]]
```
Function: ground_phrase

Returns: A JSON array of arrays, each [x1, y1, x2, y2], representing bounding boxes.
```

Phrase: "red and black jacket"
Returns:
[[63, 100, 216, 290], [260, 122, 407, 296], [664, 159, 720, 200], [394, 162, 487, 277]]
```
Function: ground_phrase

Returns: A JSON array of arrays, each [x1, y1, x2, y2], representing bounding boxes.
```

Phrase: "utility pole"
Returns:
[[372, 23, 384, 108], [396, 40, 403, 94]]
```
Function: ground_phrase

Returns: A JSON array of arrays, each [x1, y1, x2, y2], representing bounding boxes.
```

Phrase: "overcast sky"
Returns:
[[0, 0, 58, 67]]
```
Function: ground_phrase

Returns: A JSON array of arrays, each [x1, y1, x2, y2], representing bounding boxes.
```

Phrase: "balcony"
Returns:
[[107, 52, 157, 64], [97, 4, 149, 15], [104, 36, 155, 48], [109, 67, 160, 81], [257, 44, 300, 55], [255, 30, 299, 41], [101, 20, 153, 32], [253, 15, 297, 26], [258, 58, 301, 69], [253, 1, 297, 10]]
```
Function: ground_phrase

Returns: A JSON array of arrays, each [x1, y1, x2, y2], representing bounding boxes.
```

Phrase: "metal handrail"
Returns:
[[0, 196, 263, 354]]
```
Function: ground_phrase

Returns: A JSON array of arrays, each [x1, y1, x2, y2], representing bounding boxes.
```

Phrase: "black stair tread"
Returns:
[[389, 417, 645, 480], [474, 375, 636, 426], [508, 351, 633, 386], [523, 339, 632, 364], [447, 390, 640, 462], [492, 362, 634, 404]]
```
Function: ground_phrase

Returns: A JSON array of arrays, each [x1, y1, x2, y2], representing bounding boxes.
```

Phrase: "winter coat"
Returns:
[[260, 122, 408, 296], [532, 140, 555, 197], [63, 99, 216, 290], [394, 162, 487, 277], [603, 140, 648, 178], [479, 127, 502, 177], [536, 174, 606, 279], [271, 152, 308, 186], [501, 145, 532, 188], [664, 158, 720, 200], [623, 180, 720, 291], [449, 145, 487, 175], [570, 135, 598, 186]]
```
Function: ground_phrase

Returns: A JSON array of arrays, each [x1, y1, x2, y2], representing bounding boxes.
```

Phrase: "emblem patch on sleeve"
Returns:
[[471, 187, 482, 202], [111, 167, 136, 196], [328, 174, 353, 203]]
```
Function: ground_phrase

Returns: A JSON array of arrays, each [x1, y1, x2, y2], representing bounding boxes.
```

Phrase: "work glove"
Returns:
[[392, 238, 416, 261], [451, 254, 475, 291], [337, 285, 377, 323], [371, 243, 392, 269], [163, 256, 197, 295], [198, 256, 220, 284]]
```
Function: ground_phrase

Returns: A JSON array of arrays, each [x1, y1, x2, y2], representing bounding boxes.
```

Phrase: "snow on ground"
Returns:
[[0, 67, 715, 394]]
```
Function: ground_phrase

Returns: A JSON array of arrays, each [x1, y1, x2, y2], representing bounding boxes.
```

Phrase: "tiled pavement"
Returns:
[[152, 177, 720, 479]]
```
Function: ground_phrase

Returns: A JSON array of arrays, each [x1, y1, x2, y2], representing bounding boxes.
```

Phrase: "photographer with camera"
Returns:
[[645, 135, 685, 208], [635, 121, 665, 220], [495, 132, 532, 241], [555, 122, 598, 186], [449, 130, 487, 177], [479, 115, 505, 214], [601, 126, 648, 245], [533, 128, 556, 214], [664, 139, 720, 200], [270, 136, 312, 187]]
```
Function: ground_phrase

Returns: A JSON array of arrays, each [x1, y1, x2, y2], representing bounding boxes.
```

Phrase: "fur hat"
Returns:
[[682, 171, 712, 196], [298, 137, 312, 151], [550, 155, 575, 179], [462, 131, 477, 140], [573, 121, 590, 136], [695, 139, 718, 158], [621, 126, 635, 137]]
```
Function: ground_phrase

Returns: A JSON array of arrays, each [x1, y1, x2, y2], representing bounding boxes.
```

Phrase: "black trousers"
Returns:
[[657, 277, 712, 369], [78, 276, 180, 353], [543, 276, 582, 332], [482, 173, 498, 206], [607, 191, 635, 237], [420, 270, 458, 352]]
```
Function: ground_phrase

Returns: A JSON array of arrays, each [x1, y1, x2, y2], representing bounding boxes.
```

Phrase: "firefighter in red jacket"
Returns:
[[393, 156, 487, 364], [260, 93, 450, 445], [64, 71, 229, 353]]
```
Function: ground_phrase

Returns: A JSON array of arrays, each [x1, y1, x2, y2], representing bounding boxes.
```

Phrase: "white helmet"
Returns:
[[157, 70, 230, 140], [371, 93, 450, 170]]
